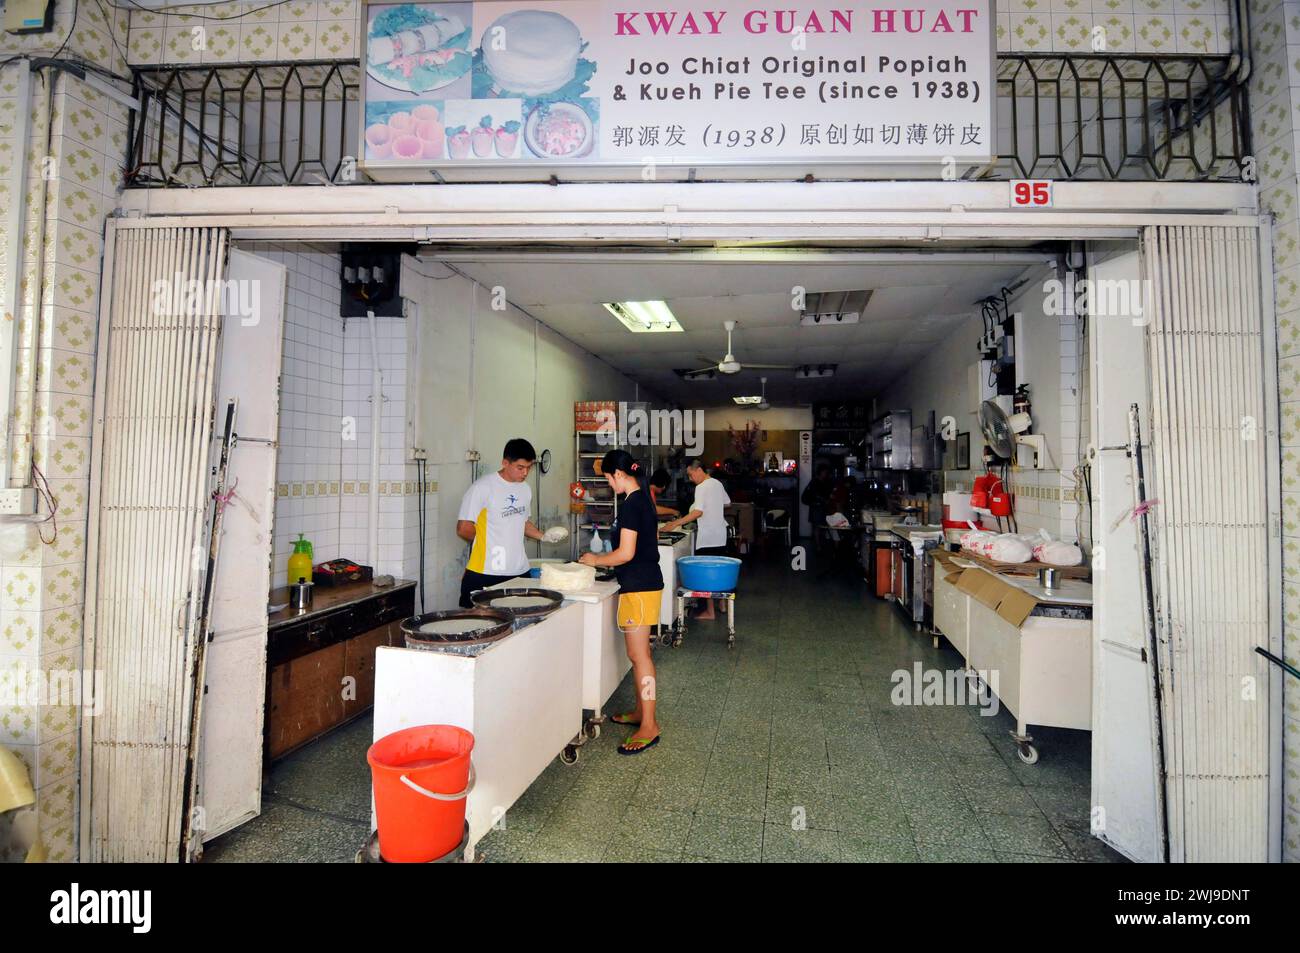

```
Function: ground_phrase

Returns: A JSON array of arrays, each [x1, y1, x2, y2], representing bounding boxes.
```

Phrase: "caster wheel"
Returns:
[[559, 745, 579, 765], [672, 637, 683, 648], [726, 639, 736, 650], [1017, 744, 1039, 765], [584, 721, 601, 740]]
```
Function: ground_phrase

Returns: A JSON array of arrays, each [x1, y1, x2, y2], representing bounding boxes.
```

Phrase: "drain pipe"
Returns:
[[0, 61, 36, 513], [366, 310, 383, 573]]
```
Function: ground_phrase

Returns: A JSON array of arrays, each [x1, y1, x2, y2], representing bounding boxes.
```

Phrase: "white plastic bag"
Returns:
[[1037, 539, 1084, 566], [541, 525, 569, 544], [987, 535, 1033, 563]]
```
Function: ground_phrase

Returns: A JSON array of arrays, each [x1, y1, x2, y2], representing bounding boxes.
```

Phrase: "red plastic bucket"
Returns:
[[367, 725, 474, 863]]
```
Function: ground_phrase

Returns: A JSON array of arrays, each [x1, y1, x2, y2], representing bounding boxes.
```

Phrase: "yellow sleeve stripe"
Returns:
[[468, 507, 488, 573]]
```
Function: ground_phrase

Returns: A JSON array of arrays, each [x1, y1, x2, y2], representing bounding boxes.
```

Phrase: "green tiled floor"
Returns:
[[206, 552, 1124, 863]]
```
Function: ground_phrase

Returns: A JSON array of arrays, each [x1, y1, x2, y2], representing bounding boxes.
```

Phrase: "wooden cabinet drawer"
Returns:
[[342, 622, 401, 720], [266, 642, 346, 760]]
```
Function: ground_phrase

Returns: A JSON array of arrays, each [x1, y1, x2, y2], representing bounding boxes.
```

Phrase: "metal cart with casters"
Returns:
[[670, 588, 736, 648]]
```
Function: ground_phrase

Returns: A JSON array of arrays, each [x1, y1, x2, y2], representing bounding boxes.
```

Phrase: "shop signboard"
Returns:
[[360, 0, 996, 182]]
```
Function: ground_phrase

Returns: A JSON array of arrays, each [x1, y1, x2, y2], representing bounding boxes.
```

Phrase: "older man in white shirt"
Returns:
[[662, 459, 732, 619]]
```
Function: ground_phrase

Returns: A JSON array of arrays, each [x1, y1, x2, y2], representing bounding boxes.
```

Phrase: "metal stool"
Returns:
[[670, 588, 736, 648]]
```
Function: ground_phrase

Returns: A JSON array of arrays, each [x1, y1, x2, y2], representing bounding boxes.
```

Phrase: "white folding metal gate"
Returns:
[[81, 225, 230, 862], [1141, 223, 1282, 862]]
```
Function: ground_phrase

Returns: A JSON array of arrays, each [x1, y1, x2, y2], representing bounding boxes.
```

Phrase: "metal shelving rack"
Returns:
[[570, 401, 651, 559], [572, 429, 621, 559]]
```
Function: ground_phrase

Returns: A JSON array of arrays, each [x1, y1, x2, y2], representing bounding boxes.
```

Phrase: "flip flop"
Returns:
[[618, 735, 661, 756], [609, 712, 640, 726]]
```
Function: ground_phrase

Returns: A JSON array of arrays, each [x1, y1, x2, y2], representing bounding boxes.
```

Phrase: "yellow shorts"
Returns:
[[617, 590, 662, 630]]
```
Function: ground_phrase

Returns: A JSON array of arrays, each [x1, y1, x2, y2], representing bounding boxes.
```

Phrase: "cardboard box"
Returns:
[[952, 566, 1042, 627]]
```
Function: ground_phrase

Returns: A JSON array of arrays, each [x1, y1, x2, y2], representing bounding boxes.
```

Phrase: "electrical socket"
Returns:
[[0, 488, 38, 516]]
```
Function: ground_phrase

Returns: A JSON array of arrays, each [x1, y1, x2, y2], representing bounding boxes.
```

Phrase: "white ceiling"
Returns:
[[435, 251, 1042, 406]]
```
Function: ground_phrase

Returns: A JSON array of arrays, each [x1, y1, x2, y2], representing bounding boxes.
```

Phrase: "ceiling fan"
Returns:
[[688, 320, 796, 376]]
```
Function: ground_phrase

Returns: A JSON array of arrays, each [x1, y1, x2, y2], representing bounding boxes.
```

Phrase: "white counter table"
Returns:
[[931, 555, 1094, 765], [372, 599, 585, 855]]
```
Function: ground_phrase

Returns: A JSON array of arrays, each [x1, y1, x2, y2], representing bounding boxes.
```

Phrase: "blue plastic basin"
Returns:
[[676, 555, 742, 592]]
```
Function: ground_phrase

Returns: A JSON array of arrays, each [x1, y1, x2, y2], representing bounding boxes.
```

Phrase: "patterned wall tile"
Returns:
[[40, 306, 97, 355], [36, 435, 92, 482], [1277, 265, 1300, 316], [239, 21, 279, 61], [34, 731, 78, 789], [1253, 96, 1294, 144], [40, 564, 84, 611], [199, 22, 241, 63], [43, 264, 102, 315], [1011, 13, 1053, 48], [1095, 13, 1137, 49], [278, 20, 317, 59], [36, 779, 75, 862], [163, 25, 204, 65], [37, 604, 83, 655], [1260, 179, 1300, 222], [128, 25, 163, 66], [0, 610, 39, 657], [1274, 217, 1300, 273], [1174, 14, 1217, 52], [35, 392, 93, 441], [0, 700, 37, 745], [1052, 12, 1096, 48], [316, 19, 357, 58], [1282, 401, 1300, 447], [1135, 13, 1177, 50], [1, 568, 41, 613]]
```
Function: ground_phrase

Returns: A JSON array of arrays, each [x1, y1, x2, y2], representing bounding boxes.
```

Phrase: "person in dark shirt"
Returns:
[[648, 467, 679, 519], [580, 449, 664, 755]]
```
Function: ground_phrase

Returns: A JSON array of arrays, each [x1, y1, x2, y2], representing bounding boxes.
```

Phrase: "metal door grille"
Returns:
[[82, 225, 229, 862], [1142, 223, 1275, 862]]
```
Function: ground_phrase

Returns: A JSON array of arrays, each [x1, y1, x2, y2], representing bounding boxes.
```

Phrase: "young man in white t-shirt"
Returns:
[[661, 459, 732, 620], [456, 438, 546, 606]]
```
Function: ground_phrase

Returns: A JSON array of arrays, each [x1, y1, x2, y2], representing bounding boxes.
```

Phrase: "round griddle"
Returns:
[[469, 587, 564, 624], [401, 608, 514, 655]]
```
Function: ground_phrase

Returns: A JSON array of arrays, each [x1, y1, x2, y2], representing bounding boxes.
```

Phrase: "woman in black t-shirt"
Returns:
[[580, 449, 664, 755]]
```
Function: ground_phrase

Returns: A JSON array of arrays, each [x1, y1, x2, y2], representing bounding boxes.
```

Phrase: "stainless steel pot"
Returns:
[[290, 579, 313, 611]]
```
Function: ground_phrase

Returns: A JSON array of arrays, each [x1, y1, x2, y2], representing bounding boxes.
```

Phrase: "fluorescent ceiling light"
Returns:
[[733, 396, 763, 405], [603, 300, 683, 333]]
